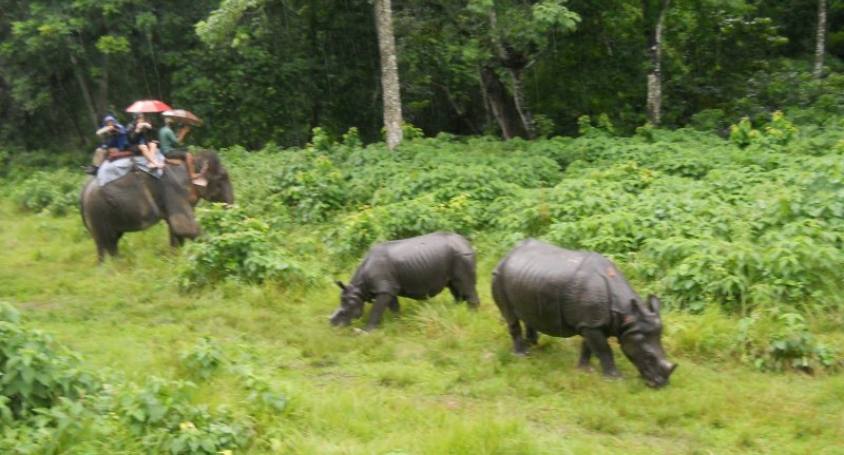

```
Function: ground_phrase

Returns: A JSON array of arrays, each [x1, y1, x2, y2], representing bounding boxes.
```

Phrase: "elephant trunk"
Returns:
[[168, 212, 200, 239]]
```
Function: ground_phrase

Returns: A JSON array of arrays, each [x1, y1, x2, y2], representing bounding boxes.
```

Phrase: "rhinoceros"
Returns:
[[492, 239, 677, 388], [330, 232, 480, 330]]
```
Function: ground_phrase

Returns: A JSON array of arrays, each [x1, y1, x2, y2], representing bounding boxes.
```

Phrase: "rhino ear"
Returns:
[[647, 294, 661, 313], [631, 298, 646, 315], [335, 280, 347, 291]]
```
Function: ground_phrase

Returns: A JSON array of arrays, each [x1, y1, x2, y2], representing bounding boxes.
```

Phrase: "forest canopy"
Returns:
[[0, 0, 842, 149]]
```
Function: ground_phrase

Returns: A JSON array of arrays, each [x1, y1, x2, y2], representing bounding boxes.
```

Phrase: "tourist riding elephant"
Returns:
[[80, 151, 233, 261]]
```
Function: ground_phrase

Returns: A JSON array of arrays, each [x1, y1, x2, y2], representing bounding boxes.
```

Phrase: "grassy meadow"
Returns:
[[2, 117, 844, 453]]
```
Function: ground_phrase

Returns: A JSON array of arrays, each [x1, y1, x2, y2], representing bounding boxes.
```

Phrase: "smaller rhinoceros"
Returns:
[[492, 239, 677, 388], [330, 232, 480, 330]]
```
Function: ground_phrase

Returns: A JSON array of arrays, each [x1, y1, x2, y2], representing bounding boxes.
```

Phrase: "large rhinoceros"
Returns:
[[492, 239, 677, 388], [330, 232, 480, 330]]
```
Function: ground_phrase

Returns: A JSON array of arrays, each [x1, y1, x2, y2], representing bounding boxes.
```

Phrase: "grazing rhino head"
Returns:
[[618, 295, 678, 388], [330, 281, 365, 326]]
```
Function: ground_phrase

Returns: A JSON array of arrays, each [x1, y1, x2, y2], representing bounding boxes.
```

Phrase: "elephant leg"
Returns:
[[169, 230, 184, 247], [96, 242, 106, 263], [103, 233, 120, 259]]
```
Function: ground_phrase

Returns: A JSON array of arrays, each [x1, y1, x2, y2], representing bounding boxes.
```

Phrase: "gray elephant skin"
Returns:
[[492, 239, 677, 388], [330, 232, 480, 330], [80, 151, 233, 261]]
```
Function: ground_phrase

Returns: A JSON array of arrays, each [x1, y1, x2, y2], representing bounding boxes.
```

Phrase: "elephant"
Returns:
[[80, 150, 233, 261]]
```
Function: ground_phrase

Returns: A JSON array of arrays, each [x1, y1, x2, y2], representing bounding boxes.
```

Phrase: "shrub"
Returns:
[[116, 378, 253, 454], [180, 205, 316, 288], [736, 312, 839, 373], [0, 303, 261, 453], [180, 338, 224, 380], [329, 194, 478, 257], [270, 153, 347, 223], [11, 169, 84, 216], [0, 302, 99, 420], [729, 111, 798, 148]]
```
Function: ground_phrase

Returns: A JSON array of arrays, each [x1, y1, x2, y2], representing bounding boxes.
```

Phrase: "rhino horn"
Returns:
[[335, 280, 347, 291]]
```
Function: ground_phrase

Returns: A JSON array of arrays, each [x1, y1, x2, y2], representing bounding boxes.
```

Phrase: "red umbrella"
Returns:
[[125, 99, 172, 113], [162, 109, 203, 126]]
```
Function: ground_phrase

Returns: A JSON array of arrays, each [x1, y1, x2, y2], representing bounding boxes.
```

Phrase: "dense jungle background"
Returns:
[[2, 1, 844, 453]]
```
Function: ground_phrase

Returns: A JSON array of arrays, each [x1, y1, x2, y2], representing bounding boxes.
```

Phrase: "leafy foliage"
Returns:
[[180, 338, 224, 380], [0, 302, 98, 420], [736, 312, 839, 373], [0, 302, 256, 454], [180, 204, 315, 288], [10, 169, 83, 216], [116, 378, 252, 454]]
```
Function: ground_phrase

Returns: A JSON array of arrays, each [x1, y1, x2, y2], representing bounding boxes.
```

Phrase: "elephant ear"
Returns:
[[335, 280, 347, 291]]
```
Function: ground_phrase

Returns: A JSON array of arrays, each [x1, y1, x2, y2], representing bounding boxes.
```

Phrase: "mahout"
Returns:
[[80, 150, 233, 262], [492, 239, 677, 388], [330, 232, 480, 330]]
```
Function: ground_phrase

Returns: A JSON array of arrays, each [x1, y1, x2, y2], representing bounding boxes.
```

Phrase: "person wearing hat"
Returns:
[[87, 115, 128, 175]]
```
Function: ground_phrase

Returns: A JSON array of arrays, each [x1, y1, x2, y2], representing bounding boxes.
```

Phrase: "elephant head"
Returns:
[[194, 150, 234, 205]]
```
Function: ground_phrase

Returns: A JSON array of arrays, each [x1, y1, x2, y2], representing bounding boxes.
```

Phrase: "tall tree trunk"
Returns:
[[480, 66, 528, 139], [488, 8, 535, 138], [508, 67, 535, 138], [68, 50, 98, 130], [814, 0, 827, 79], [96, 53, 110, 116], [308, 5, 322, 133], [645, 0, 670, 126], [373, 0, 403, 150]]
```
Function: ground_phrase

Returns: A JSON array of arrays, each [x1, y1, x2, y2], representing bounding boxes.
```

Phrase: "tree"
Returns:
[[476, 0, 580, 138], [815, 0, 828, 78], [397, 0, 579, 139], [373, 0, 403, 149], [643, 0, 670, 126]]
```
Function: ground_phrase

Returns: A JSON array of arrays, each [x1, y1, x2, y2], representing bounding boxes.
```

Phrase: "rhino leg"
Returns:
[[507, 321, 529, 355], [581, 328, 621, 378], [577, 340, 594, 371], [365, 293, 393, 331], [492, 278, 528, 354], [525, 326, 539, 346], [388, 296, 400, 313]]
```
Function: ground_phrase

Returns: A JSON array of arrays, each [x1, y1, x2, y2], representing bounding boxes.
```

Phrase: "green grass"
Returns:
[[1, 200, 843, 454]]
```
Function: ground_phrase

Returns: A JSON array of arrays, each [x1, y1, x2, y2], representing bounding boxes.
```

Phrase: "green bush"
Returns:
[[1, 303, 255, 453], [10, 169, 84, 216], [271, 153, 347, 223], [729, 111, 798, 149], [116, 378, 252, 454], [0, 302, 99, 420], [330, 194, 477, 257], [180, 338, 224, 380], [180, 205, 316, 288], [736, 312, 839, 373]]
